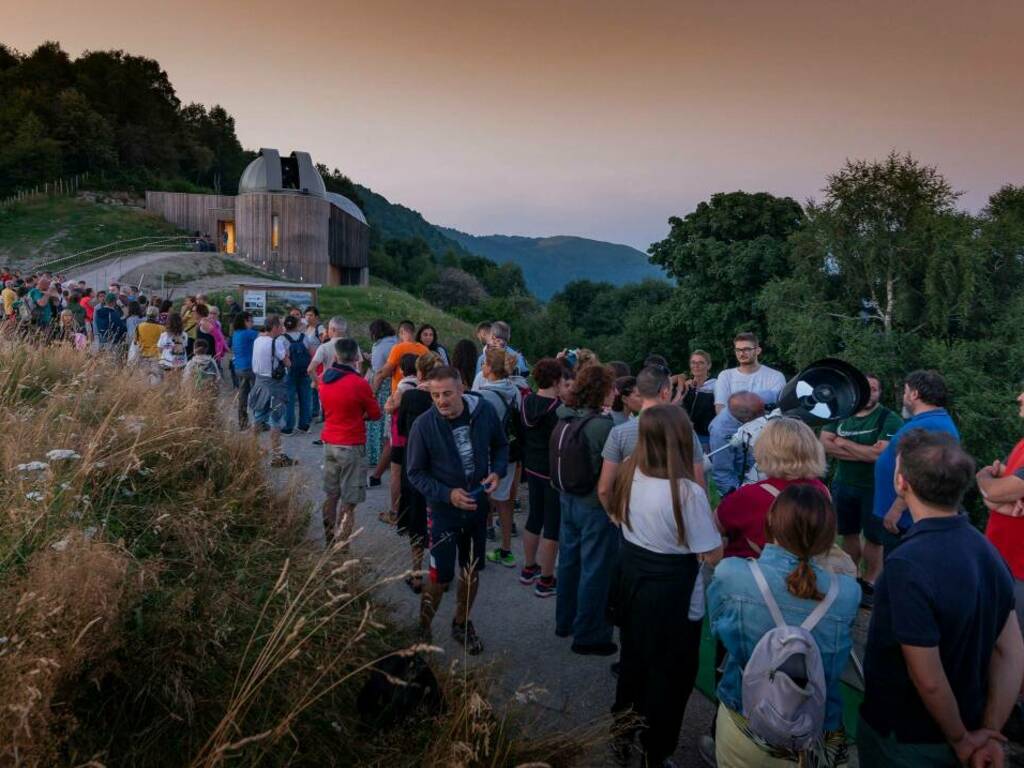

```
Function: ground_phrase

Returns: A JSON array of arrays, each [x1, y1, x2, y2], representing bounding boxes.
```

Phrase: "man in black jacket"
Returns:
[[406, 366, 508, 655]]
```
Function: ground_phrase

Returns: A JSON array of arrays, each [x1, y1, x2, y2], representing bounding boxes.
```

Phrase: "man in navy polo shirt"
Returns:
[[873, 370, 959, 552], [859, 429, 1023, 766]]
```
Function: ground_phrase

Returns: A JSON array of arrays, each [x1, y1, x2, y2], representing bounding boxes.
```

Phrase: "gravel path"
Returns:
[[238, 400, 717, 767]]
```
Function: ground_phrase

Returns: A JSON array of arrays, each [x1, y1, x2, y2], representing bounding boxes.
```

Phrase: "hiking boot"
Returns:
[[270, 454, 298, 468], [534, 576, 557, 598], [519, 564, 541, 585], [451, 620, 483, 655], [571, 641, 618, 657], [697, 735, 717, 767], [486, 548, 516, 568]]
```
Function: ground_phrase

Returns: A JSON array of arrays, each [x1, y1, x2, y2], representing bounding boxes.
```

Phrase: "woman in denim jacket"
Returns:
[[708, 484, 861, 767]]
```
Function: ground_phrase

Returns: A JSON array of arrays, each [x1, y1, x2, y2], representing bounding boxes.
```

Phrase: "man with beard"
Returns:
[[872, 370, 959, 555]]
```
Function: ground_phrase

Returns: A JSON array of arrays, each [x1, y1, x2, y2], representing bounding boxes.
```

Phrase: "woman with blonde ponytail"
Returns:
[[707, 484, 861, 767], [607, 406, 723, 767]]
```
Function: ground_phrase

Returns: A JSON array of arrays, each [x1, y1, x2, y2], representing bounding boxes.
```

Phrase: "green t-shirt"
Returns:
[[822, 406, 903, 488], [28, 287, 52, 325]]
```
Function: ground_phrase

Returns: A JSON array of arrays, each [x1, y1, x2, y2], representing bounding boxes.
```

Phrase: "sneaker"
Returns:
[[486, 548, 516, 568], [280, 429, 294, 436], [296, 425, 310, 434], [368, 476, 382, 487], [451, 620, 483, 655], [697, 735, 717, 767], [270, 454, 298, 468], [534, 577, 557, 598], [312, 438, 323, 446], [519, 564, 541, 584], [486, 525, 497, 542], [571, 641, 618, 657]]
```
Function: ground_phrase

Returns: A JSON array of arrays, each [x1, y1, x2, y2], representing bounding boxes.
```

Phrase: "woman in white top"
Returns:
[[157, 312, 188, 371], [607, 405, 723, 768]]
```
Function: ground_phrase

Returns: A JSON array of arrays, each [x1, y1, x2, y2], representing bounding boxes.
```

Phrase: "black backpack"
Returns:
[[285, 332, 311, 373], [549, 413, 605, 495]]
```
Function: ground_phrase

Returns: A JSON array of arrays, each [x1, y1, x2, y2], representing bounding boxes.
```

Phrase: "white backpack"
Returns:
[[741, 559, 839, 752]]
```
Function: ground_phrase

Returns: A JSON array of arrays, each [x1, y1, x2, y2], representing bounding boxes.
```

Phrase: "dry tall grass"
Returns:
[[0, 338, 586, 767]]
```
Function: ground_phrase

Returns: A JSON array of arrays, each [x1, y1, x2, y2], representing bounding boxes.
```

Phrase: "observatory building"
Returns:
[[145, 149, 370, 285]]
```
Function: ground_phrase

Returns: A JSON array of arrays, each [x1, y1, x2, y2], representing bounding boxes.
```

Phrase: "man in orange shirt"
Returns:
[[372, 320, 429, 393]]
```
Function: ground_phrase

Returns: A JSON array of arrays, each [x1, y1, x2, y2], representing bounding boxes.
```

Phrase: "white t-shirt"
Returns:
[[252, 334, 287, 377], [713, 365, 786, 406], [622, 471, 721, 619]]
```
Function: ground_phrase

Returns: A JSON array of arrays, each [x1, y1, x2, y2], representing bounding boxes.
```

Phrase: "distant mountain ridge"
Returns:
[[352, 183, 664, 300], [437, 229, 665, 299]]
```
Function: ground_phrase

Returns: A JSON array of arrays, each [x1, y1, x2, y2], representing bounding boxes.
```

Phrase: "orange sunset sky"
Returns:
[[5, 0, 1024, 249]]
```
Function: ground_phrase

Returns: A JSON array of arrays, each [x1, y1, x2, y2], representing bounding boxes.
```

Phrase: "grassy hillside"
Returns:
[[0, 195, 186, 268], [438, 228, 666, 300], [318, 281, 478, 349]]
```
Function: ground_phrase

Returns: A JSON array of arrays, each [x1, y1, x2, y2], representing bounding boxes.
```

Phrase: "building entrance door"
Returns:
[[218, 220, 236, 254]]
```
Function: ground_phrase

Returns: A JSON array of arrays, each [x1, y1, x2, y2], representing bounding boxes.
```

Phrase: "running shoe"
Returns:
[[486, 548, 516, 568], [451, 620, 483, 655], [519, 564, 541, 585], [534, 577, 557, 598]]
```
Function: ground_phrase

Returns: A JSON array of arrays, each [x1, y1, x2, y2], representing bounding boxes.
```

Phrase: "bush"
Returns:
[[0, 338, 585, 767]]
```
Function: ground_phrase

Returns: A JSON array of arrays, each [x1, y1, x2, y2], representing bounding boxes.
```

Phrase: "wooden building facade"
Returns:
[[145, 148, 370, 286]]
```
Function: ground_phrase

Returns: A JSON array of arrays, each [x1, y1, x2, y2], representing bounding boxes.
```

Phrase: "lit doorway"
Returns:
[[218, 220, 236, 254]]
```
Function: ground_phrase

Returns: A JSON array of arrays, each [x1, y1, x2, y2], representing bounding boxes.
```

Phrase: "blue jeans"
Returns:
[[284, 369, 312, 432], [556, 493, 619, 645]]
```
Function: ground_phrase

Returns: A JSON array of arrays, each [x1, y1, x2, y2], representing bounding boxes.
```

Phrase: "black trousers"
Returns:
[[611, 542, 701, 766]]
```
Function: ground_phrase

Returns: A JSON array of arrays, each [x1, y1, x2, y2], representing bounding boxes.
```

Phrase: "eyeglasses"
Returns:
[[734, 347, 757, 354]]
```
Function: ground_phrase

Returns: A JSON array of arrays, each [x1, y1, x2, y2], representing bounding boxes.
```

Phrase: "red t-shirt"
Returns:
[[985, 438, 1024, 580], [82, 296, 95, 321], [716, 477, 830, 559], [318, 367, 382, 446]]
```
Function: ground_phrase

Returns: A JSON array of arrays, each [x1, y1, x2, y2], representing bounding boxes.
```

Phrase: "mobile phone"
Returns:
[[467, 485, 486, 501]]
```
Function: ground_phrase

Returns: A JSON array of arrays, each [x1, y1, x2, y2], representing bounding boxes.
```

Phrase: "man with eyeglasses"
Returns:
[[713, 331, 786, 414]]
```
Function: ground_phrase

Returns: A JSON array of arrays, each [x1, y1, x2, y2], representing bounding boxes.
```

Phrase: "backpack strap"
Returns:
[[749, 559, 841, 633], [744, 483, 782, 553], [748, 560, 787, 629], [800, 569, 841, 632]]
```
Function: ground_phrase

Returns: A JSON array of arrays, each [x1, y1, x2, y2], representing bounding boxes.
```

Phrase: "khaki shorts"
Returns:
[[323, 444, 366, 504]]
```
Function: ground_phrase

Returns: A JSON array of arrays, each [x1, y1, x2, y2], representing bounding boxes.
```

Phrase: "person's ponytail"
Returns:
[[785, 557, 822, 600], [766, 484, 836, 601]]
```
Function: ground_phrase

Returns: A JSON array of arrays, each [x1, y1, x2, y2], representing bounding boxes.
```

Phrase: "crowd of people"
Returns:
[[4, 265, 1024, 768]]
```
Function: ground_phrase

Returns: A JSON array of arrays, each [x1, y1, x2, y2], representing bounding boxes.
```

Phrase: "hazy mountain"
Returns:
[[437, 229, 665, 300], [353, 182, 665, 299]]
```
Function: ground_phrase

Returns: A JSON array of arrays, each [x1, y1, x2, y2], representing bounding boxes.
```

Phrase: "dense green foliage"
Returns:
[[546, 156, 1024, 484], [0, 42, 251, 196], [438, 229, 665, 300]]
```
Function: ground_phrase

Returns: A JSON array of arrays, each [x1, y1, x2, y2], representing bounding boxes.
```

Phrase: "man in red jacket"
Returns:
[[318, 338, 382, 545]]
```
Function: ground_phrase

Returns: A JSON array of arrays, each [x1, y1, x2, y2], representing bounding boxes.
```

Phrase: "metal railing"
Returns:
[[32, 235, 199, 275]]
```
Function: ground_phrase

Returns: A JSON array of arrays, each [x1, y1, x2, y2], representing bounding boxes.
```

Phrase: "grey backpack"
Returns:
[[741, 559, 839, 752]]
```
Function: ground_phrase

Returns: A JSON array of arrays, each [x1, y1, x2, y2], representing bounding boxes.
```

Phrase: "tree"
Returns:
[[801, 152, 961, 334], [424, 268, 488, 310], [645, 191, 804, 365]]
